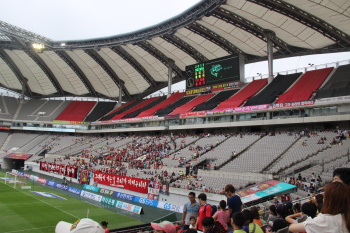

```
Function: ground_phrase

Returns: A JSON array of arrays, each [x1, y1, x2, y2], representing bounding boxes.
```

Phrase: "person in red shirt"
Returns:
[[196, 193, 212, 231], [101, 221, 110, 233]]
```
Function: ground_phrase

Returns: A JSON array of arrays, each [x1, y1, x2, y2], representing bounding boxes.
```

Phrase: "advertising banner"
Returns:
[[116, 200, 142, 214], [114, 192, 136, 202], [101, 196, 117, 206], [237, 180, 297, 204], [272, 101, 314, 109], [6, 153, 32, 160], [93, 172, 148, 193], [99, 188, 115, 196], [180, 111, 206, 118], [84, 184, 100, 193], [80, 190, 102, 202], [234, 104, 270, 112], [68, 187, 82, 195]]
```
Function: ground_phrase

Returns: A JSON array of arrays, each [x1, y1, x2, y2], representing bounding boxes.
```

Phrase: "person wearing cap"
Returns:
[[151, 220, 176, 233], [333, 167, 350, 185], [55, 218, 104, 233]]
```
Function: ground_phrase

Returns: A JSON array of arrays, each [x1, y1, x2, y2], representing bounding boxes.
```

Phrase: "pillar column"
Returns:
[[167, 58, 175, 98], [264, 29, 276, 84]]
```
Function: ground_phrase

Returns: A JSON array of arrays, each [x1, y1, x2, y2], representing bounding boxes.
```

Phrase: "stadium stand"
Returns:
[[137, 92, 185, 117], [244, 73, 302, 106], [84, 102, 116, 122], [110, 97, 161, 120], [215, 79, 268, 109], [315, 64, 350, 99], [15, 99, 48, 121], [35, 100, 71, 122], [154, 95, 196, 116], [0, 96, 20, 120], [99, 100, 136, 121], [276, 67, 334, 103], [55, 101, 96, 122], [170, 93, 215, 115], [221, 133, 298, 173], [123, 96, 167, 119], [192, 89, 238, 111]]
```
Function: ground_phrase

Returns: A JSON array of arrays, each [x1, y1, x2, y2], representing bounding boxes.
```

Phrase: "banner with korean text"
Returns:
[[93, 172, 149, 193]]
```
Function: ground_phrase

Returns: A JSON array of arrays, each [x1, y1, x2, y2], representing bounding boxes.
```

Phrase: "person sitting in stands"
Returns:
[[333, 167, 350, 185], [242, 209, 264, 233], [151, 221, 176, 233], [202, 216, 226, 233], [289, 182, 350, 233]]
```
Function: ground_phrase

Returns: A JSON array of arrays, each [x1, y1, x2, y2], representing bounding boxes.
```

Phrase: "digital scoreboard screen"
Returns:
[[185, 55, 241, 90]]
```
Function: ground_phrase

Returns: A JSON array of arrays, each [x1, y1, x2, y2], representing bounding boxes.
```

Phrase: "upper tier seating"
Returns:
[[137, 92, 185, 117], [35, 100, 71, 122], [315, 64, 350, 99], [276, 67, 333, 103], [110, 97, 161, 120], [55, 101, 96, 122], [154, 95, 196, 116], [170, 94, 215, 115], [99, 100, 136, 121], [244, 73, 302, 106], [192, 89, 238, 112], [216, 79, 268, 109], [84, 102, 116, 122], [15, 99, 48, 121], [0, 96, 19, 120], [123, 96, 166, 119]]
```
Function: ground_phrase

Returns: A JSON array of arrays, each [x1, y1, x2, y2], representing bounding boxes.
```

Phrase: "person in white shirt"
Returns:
[[289, 182, 350, 233]]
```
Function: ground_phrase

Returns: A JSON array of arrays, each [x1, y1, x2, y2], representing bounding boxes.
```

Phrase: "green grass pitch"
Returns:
[[0, 172, 144, 233]]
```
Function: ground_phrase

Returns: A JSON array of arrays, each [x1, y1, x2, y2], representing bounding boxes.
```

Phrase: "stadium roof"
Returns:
[[0, 0, 349, 101]]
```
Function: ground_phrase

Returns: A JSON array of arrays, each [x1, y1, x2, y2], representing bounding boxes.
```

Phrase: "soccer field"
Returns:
[[0, 172, 144, 233]]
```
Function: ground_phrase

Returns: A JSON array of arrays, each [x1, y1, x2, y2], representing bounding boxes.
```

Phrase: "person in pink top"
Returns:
[[213, 200, 230, 230]]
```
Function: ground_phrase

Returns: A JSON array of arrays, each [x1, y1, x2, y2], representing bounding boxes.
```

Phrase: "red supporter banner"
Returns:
[[5, 153, 32, 160], [94, 172, 149, 193], [40, 162, 77, 178], [180, 111, 206, 118], [234, 104, 270, 112], [0, 126, 10, 130], [272, 101, 314, 109]]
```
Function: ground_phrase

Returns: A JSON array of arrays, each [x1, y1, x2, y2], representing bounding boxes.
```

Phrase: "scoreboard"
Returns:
[[185, 55, 242, 90]]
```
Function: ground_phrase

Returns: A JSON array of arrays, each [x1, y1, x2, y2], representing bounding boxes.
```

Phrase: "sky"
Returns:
[[0, 0, 349, 97]]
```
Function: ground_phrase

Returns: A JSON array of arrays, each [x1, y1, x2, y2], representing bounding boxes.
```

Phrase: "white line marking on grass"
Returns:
[[4, 225, 55, 233], [3, 182, 79, 220]]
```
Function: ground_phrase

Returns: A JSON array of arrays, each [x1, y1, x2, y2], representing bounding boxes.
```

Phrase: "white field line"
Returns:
[[1, 180, 80, 220]]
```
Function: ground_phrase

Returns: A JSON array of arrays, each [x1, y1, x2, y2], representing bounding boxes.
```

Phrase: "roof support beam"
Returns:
[[55, 50, 98, 97], [137, 41, 184, 79], [213, 7, 297, 55], [110, 46, 157, 88], [161, 34, 208, 63], [248, 0, 350, 46], [84, 49, 131, 100], [0, 49, 33, 98], [187, 23, 258, 62]]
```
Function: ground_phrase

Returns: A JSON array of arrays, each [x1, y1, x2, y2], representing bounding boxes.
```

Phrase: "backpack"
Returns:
[[204, 204, 218, 216]]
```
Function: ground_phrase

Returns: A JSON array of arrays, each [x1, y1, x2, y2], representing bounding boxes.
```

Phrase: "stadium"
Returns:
[[0, 0, 350, 232]]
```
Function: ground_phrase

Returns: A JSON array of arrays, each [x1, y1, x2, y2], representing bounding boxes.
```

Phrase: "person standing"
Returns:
[[213, 200, 230, 231], [182, 192, 200, 230], [196, 193, 212, 232], [225, 184, 242, 218]]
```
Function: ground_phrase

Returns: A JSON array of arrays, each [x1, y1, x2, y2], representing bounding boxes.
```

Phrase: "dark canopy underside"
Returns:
[[0, 0, 349, 101]]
